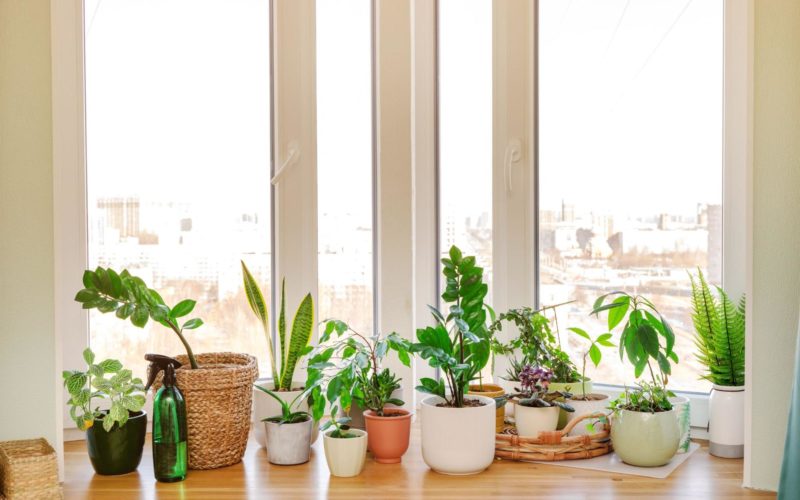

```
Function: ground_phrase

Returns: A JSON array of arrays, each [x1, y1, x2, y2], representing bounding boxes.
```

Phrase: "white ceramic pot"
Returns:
[[611, 409, 680, 467], [669, 396, 691, 453], [514, 404, 560, 437], [264, 418, 313, 465], [253, 382, 319, 447], [345, 388, 404, 430], [420, 395, 495, 475], [323, 429, 368, 477], [709, 385, 744, 458], [564, 394, 610, 436]]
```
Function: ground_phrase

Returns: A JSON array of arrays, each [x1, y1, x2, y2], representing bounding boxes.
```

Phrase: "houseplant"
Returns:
[[242, 262, 315, 447], [412, 246, 496, 475], [510, 365, 574, 437], [564, 327, 615, 436], [75, 267, 258, 469], [690, 269, 746, 458], [63, 348, 147, 475], [593, 291, 680, 467], [255, 384, 318, 465], [307, 319, 412, 464], [320, 413, 368, 477]]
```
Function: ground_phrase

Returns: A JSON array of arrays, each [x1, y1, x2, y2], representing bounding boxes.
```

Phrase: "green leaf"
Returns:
[[637, 324, 660, 359], [657, 352, 672, 375], [88, 364, 104, 378], [182, 318, 203, 330], [568, 327, 591, 341], [279, 293, 314, 391], [99, 359, 123, 373], [74, 289, 98, 303], [83, 348, 95, 365], [588, 344, 602, 367], [449, 245, 462, 264], [607, 296, 630, 330], [65, 373, 87, 395], [131, 306, 149, 328], [170, 299, 196, 320]]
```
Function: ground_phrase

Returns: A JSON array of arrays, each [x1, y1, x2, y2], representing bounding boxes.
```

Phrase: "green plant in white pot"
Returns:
[[255, 384, 318, 465], [319, 412, 368, 477], [509, 365, 574, 437], [690, 269, 745, 458], [564, 328, 616, 436], [593, 292, 680, 467]]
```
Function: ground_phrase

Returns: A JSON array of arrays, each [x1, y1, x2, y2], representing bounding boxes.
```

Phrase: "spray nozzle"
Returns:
[[145, 354, 183, 391]]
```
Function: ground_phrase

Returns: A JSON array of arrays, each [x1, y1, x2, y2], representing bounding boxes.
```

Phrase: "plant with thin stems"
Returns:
[[567, 327, 616, 398]]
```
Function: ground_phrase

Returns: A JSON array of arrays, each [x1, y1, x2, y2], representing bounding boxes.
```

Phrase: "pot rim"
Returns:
[[421, 394, 494, 410], [615, 407, 676, 416], [712, 384, 745, 392], [566, 393, 609, 402], [263, 416, 313, 427], [363, 408, 413, 419], [323, 428, 367, 440], [93, 409, 147, 423]]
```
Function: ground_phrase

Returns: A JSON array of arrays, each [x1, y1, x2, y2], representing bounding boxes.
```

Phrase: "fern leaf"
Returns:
[[715, 287, 746, 386], [689, 269, 721, 382], [279, 293, 314, 391]]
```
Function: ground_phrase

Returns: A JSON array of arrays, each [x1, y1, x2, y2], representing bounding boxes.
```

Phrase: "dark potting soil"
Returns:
[[570, 394, 607, 402], [436, 399, 487, 408]]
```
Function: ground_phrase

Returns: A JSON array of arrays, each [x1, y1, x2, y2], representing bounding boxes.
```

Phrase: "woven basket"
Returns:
[[154, 352, 258, 470], [495, 411, 612, 462], [0, 439, 62, 499]]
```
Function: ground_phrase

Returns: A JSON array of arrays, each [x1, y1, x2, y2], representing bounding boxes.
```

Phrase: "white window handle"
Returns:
[[271, 141, 300, 185], [504, 138, 522, 192]]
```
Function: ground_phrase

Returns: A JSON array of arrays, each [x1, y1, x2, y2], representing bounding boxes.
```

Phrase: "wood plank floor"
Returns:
[[63, 424, 774, 499]]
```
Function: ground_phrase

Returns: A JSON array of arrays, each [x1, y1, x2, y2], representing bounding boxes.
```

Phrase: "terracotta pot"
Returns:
[[467, 383, 506, 432], [345, 388, 404, 430], [363, 409, 413, 464]]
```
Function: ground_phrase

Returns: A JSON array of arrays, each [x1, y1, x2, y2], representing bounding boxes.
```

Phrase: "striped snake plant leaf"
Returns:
[[278, 279, 288, 388], [241, 261, 279, 383], [279, 293, 314, 391]]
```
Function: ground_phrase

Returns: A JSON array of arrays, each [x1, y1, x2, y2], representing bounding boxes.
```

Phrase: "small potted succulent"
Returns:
[[510, 365, 574, 437], [412, 246, 496, 475], [63, 348, 147, 475], [320, 413, 368, 477], [255, 384, 318, 465], [593, 292, 681, 467], [564, 327, 616, 436], [307, 320, 412, 464]]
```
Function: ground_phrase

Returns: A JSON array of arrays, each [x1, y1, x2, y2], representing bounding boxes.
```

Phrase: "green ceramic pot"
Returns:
[[86, 411, 147, 475], [611, 409, 680, 467]]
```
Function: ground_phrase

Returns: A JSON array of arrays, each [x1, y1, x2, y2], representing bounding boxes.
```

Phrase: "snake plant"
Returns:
[[242, 262, 314, 391]]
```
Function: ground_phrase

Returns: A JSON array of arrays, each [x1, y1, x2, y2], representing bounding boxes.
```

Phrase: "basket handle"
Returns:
[[560, 411, 609, 435]]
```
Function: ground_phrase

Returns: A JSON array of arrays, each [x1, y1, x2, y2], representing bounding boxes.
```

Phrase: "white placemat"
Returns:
[[531, 442, 700, 479]]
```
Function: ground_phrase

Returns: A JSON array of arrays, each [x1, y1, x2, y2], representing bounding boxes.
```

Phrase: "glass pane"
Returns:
[[316, 0, 374, 334], [538, 0, 723, 391], [439, 0, 493, 301], [85, 0, 272, 378]]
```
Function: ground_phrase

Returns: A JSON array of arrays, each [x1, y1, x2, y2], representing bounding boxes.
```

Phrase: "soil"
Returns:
[[570, 394, 608, 402], [436, 399, 487, 408]]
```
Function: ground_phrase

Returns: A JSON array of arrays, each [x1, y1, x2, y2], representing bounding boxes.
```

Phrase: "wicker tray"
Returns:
[[495, 412, 612, 462], [0, 438, 62, 499]]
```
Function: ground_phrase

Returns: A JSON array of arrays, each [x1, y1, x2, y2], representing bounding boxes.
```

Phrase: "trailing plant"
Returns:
[[413, 246, 491, 408], [592, 292, 678, 412], [75, 267, 204, 369], [568, 327, 616, 398], [320, 413, 357, 439], [307, 319, 411, 421], [255, 383, 318, 424], [63, 348, 146, 432], [689, 269, 745, 387], [242, 262, 314, 391], [512, 365, 574, 412]]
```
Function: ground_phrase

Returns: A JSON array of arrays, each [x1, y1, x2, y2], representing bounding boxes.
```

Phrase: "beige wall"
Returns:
[[749, 0, 800, 491], [0, 0, 61, 464]]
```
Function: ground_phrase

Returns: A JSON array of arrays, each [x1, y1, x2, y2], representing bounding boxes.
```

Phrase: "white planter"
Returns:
[[264, 418, 313, 465], [669, 396, 691, 453], [709, 385, 744, 458], [253, 381, 318, 447], [564, 394, 609, 436], [345, 388, 403, 430], [323, 429, 368, 477], [420, 395, 496, 475], [514, 404, 560, 437], [611, 409, 680, 467]]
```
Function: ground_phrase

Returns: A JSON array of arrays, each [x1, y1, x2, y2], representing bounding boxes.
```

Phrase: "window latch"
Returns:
[[504, 138, 522, 192], [271, 141, 300, 185]]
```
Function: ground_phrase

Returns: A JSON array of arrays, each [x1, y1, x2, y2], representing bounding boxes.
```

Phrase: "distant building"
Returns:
[[97, 197, 140, 240]]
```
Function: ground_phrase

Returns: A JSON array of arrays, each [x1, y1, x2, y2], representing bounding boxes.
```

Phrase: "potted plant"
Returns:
[[242, 262, 315, 447], [412, 246, 496, 475], [689, 269, 745, 458], [63, 348, 147, 475], [307, 319, 412, 464], [320, 413, 368, 477], [510, 365, 574, 436], [593, 292, 681, 467], [564, 327, 615, 436], [75, 267, 258, 470], [255, 384, 317, 465]]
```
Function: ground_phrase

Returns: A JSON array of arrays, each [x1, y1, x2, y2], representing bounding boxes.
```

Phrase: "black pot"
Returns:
[[86, 410, 147, 475]]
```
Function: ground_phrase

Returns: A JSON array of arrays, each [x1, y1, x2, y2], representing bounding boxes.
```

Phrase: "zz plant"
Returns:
[[64, 348, 146, 432], [75, 267, 203, 369], [242, 262, 314, 391], [413, 246, 491, 408]]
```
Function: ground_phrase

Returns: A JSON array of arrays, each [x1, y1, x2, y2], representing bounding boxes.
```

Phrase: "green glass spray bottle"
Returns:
[[145, 354, 188, 482]]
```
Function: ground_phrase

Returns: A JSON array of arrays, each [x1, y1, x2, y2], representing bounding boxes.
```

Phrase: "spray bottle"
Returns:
[[145, 354, 188, 482]]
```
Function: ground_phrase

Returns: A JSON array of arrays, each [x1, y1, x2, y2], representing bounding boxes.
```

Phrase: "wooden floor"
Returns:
[[63, 424, 774, 499]]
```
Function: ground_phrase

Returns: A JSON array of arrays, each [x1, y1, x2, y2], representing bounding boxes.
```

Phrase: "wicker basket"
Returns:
[[154, 352, 258, 470], [495, 412, 612, 462], [0, 439, 62, 499]]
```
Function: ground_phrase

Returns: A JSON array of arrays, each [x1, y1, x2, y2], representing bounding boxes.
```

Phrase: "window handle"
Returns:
[[271, 141, 300, 185], [504, 138, 522, 192]]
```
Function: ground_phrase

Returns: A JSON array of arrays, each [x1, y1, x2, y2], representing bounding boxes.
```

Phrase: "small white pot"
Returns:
[[264, 418, 313, 465], [669, 396, 691, 453], [345, 388, 403, 430], [611, 409, 680, 467], [420, 395, 495, 475], [514, 404, 560, 437], [709, 385, 744, 458], [253, 381, 318, 447], [564, 394, 610, 436], [323, 429, 368, 477]]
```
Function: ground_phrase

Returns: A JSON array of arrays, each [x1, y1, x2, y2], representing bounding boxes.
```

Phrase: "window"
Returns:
[[84, 0, 272, 378], [537, 0, 723, 392], [316, 0, 375, 334]]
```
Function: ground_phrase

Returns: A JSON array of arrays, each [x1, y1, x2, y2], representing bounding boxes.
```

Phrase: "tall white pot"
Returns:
[[709, 385, 744, 458], [253, 381, 319, 447], [420, 395, 496, 475]]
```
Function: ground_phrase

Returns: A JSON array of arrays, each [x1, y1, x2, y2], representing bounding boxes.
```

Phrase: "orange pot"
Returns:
[[468, 383, 506, 433], [363, 409, 413, 464]]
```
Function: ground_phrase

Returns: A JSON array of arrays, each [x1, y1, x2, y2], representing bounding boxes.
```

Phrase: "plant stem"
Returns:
[[169, 321, 198, 369]]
